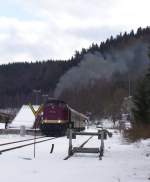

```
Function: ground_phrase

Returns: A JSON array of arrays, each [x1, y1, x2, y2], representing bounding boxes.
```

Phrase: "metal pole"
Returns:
[[68, 128, 73, 156], [34, 116, 37, 158], [32, 89, 41, 159], [99, 130, 104, 159]]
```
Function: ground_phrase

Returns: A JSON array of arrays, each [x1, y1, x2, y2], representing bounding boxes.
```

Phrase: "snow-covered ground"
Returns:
[[0, 127, 150, 182]]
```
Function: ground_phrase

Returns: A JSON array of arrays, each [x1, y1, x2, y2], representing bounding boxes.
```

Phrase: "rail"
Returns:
[[0, 137, 56, 154], [0, 136, 46, 146]]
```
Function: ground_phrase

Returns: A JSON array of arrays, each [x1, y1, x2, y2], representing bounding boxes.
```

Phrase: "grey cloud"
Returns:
[[0, 0, 149, 63], [20, 0, 115, 21], [66, 26, 126, 42], [0, 16, 128, 63]]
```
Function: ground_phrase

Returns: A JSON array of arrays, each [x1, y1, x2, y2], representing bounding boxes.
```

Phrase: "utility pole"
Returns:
[[128, 79, 131, 97]]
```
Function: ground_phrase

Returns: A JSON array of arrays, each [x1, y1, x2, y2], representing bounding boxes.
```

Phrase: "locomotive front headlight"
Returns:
[[58, 120, 61, 123]]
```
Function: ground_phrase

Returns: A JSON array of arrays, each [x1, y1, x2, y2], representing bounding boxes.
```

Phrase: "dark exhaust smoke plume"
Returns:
[[54, 41, 149, 97]]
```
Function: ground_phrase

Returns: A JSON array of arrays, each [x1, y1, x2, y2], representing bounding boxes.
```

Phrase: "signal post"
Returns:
[[29, 103, 44, 158]]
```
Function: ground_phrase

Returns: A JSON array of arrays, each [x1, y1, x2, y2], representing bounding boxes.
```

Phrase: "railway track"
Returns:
[[0, 136, 46, 146], [0, 136, 57, 154], [64, 136, 93, 160]]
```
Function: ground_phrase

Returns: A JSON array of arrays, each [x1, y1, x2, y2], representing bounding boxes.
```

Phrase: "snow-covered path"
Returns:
[[0, 128, 150, 182]]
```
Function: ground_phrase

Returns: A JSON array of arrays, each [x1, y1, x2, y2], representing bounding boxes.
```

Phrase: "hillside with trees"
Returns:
[[0, 26, 150, 122], [0, 61, 73, 107], [124, 63, 150, 141]]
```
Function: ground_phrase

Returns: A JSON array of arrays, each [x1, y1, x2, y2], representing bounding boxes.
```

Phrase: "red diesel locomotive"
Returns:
[[40, 98, 88, 136]]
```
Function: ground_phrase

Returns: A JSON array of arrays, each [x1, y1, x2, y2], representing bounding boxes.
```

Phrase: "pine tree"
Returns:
[[133, 79, 150, 124], [132, 45, 150, 125], [132, 71, 150, 125]]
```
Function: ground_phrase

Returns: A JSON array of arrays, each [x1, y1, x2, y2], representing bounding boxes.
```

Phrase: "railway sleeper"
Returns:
[[73, 147, 99, 153]]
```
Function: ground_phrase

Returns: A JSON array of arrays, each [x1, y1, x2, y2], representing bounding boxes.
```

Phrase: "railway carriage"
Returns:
[[40, 98, 88, 136]]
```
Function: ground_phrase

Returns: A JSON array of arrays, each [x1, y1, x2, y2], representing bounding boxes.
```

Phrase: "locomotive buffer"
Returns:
[[66, 127, 112, 160]]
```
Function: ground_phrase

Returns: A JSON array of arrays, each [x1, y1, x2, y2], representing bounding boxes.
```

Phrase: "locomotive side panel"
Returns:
[[70, 108, 87, 131]]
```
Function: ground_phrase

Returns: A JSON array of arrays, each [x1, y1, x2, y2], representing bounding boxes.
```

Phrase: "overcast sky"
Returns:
[[0, 0, 150, 64]]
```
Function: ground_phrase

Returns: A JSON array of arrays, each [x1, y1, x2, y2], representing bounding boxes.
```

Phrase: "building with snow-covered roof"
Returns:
[[10, 105, 39, 129]]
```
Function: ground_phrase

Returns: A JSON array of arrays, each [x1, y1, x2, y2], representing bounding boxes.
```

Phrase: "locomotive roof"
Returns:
[[45, 98, 88, 119], [46, 98, 66, 105], [68, 107, 89, 120]]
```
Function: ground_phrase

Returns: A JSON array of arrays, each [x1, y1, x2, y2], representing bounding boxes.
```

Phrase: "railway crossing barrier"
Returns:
[[67, 128, 112, 159]]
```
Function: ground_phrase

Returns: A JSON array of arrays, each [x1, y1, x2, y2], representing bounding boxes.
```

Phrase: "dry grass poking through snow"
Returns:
[[123, 124, 150, 142]]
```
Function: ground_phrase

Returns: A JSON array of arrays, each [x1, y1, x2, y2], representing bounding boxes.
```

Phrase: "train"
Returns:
[[39, 98, 88, 136]]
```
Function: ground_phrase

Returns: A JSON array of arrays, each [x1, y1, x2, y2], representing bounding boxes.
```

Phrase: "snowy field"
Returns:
[[0, 127, 150, 182]]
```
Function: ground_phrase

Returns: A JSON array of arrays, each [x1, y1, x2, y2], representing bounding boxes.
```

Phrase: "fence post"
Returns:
[[20, 125, 26, 136]]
